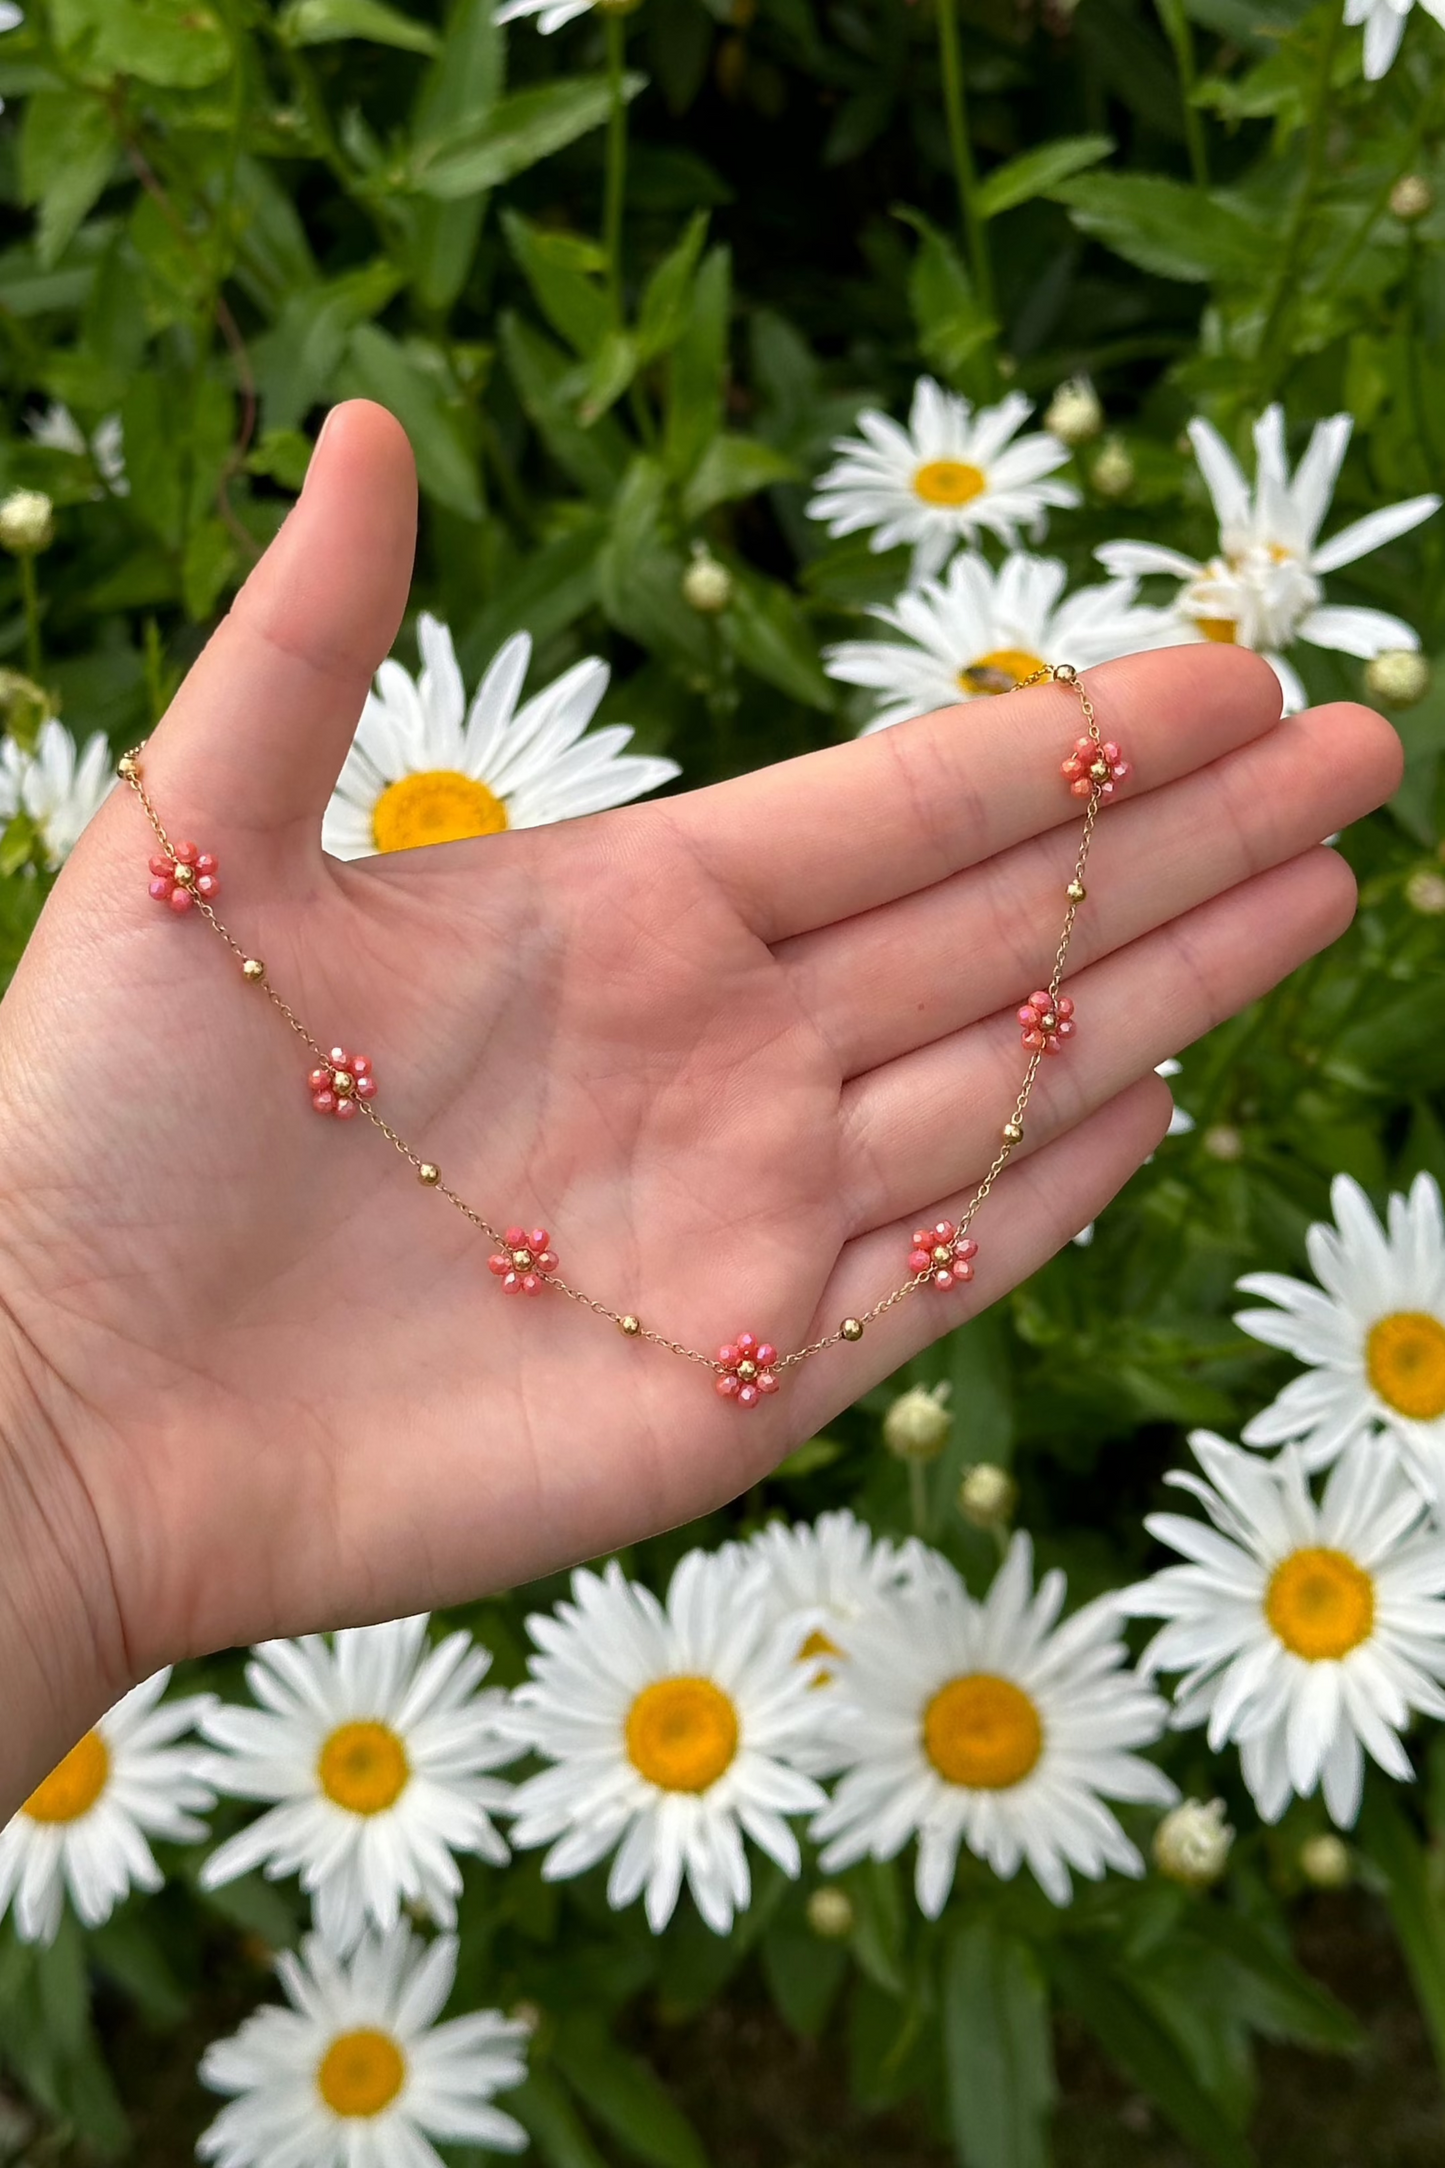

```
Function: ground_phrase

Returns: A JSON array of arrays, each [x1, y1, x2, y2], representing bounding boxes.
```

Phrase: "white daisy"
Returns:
[[501, 1550, 828, 1935], [1346, 0, 1445, 76], [494, 0, 596, 30], [811, 1536, 1175, 1915], [808, 380, 1081, 583], [1120, 1430, 1445, 1827], [0, 1669, 214, 1945], [199, 1925, 529, 2168], [1235, 1173, 1445, 1501], [323, 613, 679, 859], [27, 402, 128, 495], [1097, 405, 1439, 713], [824, 549, 1164, 733], [200, 1616, 517, 1954], [0, 718, 115, 868]]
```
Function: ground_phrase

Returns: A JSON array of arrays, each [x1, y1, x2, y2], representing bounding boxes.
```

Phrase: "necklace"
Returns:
[[119, 662, 1127, 1409]]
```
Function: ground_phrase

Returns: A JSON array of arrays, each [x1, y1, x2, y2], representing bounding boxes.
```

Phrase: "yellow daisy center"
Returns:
[[317, 2027, 406, 2118], [1367, 1311, 1445, 1421], [800, 1625, 842, 1687], [923, 1673, 1043, 1789], [913, 459, 987, 508], [317, 1721, 410, 1815], [958, 647, 1046, 697], [1266, 1547, 1375, 1661], [625, 1676, 739, 1792], [1195, 618, 1238, 643], [371, 770, 508, 853], [23, 1730, 110, 1823]]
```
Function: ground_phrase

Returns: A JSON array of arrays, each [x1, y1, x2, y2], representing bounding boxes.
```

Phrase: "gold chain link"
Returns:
[[118, 662, 1110, 1390]]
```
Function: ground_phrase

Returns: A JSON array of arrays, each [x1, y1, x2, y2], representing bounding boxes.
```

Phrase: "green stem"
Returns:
[[603, 13, 628, 320], [935, 0, 996, 324], [1155, 0, 1209, 186], [18, 555, 42, 682], [1257, 6, 1341, 391], [908, 1460, 930, 1538]]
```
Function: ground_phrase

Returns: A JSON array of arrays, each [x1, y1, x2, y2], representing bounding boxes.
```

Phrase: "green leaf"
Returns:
[[976, 134, 1114, 219], [246, 428, 315, 493], [724, 567, 832, 710], [89, 1913, 189, 2027], [499, 311, 630, 502], [1187, 1908, 1360, 2054], [279, 0, 439, 54], [637, 211, 711, 359], [182, 517, 237, 621], [54, 0, 233, 87], [1358, 1788, 1445, 2081], [411, 76, 646, 200], [553, 2014, 710, 2168], [663, 245, 730, 481], [899, 210, 996, 390], [19, 92, 116, 269], [578, 331, 641, 425], [1051, 174, 1267, 284], [121, 375, 185, 547], [337, 324, 483, 521], [0, 813, 39, 877], [252, 264, 404, 435], [772, 1433, 844, 1480], [681, 435, 798, 521], [597, 457, 710, 670], [509, 2070, 611, 2168], [761, 1917, 848, 2037], [407, 0, 502, 314], [503, 211, 612, 358], [1052, 1946, 1254, 2168], [943, 1919, 1054, 2168], [461, 518, 606, 669]]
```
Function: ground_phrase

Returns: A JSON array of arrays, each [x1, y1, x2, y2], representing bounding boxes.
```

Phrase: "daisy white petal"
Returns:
[[2, 717, 116, 867]]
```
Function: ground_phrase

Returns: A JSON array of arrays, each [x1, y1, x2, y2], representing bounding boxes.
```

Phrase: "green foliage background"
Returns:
[[2, 0, 1445, 2161]]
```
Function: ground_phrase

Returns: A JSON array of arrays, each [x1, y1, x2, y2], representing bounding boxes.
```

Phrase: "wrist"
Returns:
[[0, 1312, 133, 1818]]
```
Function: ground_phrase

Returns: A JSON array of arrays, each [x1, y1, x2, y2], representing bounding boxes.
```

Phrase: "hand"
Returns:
[[0, 403, 1401, 1809]]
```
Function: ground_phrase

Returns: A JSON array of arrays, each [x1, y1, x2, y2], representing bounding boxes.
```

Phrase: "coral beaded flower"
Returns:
[[308, 1048, 377, 1121], [1061, 735, 1129, 799], [1018, 990, 1075, 1054], [909, 1220, 978, 1291], [488, 1226, 559, 1295], [717, 1331, 780, 1408], [148, 840, 219, 913]]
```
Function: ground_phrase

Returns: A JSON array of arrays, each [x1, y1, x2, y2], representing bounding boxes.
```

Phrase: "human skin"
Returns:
[[0, 401, 1403, 1815]]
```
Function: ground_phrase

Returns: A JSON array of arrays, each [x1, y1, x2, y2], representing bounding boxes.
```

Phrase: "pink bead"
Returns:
[[912, 1228, 931, 1250], [196, 852, 217, 875], [308, 1067, 330, 1091], [1056, 1018, 1075, 1039], [716, 1373, 740, 1399], [334, 1097, 358, 1120], [503, 1271, 521, 1293], [168, 887, 194, 913], [537, 1249, 557, 1272], [934, 1268, 955, 1290], [956, 1260, 974, 1280], [149, 853, 171, 879], [737, 1383, 760, 1409], [1101, 741, 1120, 763], [488, 1254, 509, 1276], [505, 1226, 526, 1249], [328, 1047, 346, 1066], [957, 1238, 978, 1260], [1069, 777, 1091, 798], [1017, 1006, 1037, 1028], [756, 1343, 777, 1369], [312, 1090, 336, 1113], [1023, 1029, 1044, 1050], [351, 1054, 371, 1077], [174, 840, 199, 865], [758, 1370, 780, 1394], [933, 1220, 954, 1242], [196, 874, 219, 897], [522, 1274, 541, 1295], [736, 1332, 758, 1356], [356, 1075, 378, 1100], [1029, 991, 1049, 1012], [909, 1248, 932, 1273], [717, 1344, 738, 1369], [149, 876, 171, 901]]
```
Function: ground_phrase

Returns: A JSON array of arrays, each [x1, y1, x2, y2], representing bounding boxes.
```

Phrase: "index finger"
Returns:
[[665, 645, 1287, 944]]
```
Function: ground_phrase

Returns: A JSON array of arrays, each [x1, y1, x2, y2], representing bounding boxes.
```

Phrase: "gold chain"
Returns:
[[118, 664, 1113, 1400]]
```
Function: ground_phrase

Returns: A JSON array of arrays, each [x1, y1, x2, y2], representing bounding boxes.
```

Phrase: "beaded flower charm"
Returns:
[[308, 1048, 377, 1120], [1018, 990, 1075, 1054], [716, 1332, 779, 1408], [148, 840, 218, 913], [909, 1220, 978, 1291], [1061, 736, 1129, 799], [489, 1227, 559, 1296]]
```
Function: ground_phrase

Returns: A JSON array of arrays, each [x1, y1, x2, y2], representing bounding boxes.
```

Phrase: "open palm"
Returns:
[[0, 404, 1401, 1805]]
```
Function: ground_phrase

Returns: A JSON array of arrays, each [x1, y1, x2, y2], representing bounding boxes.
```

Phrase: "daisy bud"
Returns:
[[0, 488, 54, 555], [1406, 869, 1445, 917], [1089, 438, 1135, 500], [1202, 1123, 1244, 1162], [957, 1462, 1018, 1531], [1389, 174, 1433, 223], [883, 1381, 952, 1462], [509, 2000, 544, 2036], [682, 547, 733, 615], [1365, 647, 1430, 709], [1152, 1797, 1233, 1888], [1300, 1832, 1351, 1889], [806, 1885, 855, 1939], [1044, 376, 1104, 447]]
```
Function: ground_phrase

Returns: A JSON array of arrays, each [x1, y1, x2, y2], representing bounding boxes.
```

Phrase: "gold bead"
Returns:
[[1002, 1120, 1024, 1144], [418, 1162, 441, 1186], [932, 1244, 953, 1265], [1066, 880, 1086, 903], [173, 861, 196, 886], [1090, 759, 1109, 782], [117, 752, 139, 780], [332, 1070, 354, 1095], [619, 1314, 642, 1337], [737, 1358, 758, 1382], [1040, 1013, 1056, 1031], [241, 957, 265, 983], [840, 1316, 864, 1342], [512, 1247, 533, 1269]]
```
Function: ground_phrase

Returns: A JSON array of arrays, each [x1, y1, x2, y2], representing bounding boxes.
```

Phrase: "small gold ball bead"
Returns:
[[840, 1317, 864, 1342], [619, 1313, 642, 1337], [512, 1247, 533, 1269], [1067, 880, 1086, 902], [1002, 1120, 1024, 1144], [932, 1244, 953, 1265], [1041, 1013, 1057, 1031], [737, 1358, 758, 1382], [332, 1070, 354, 1095], [173, 861, 196, 886], [118, 753, 139, 780], [1090, 759, 1110, 781], [418, 1162, 441, 1186], [241, 957, 265, 983]]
